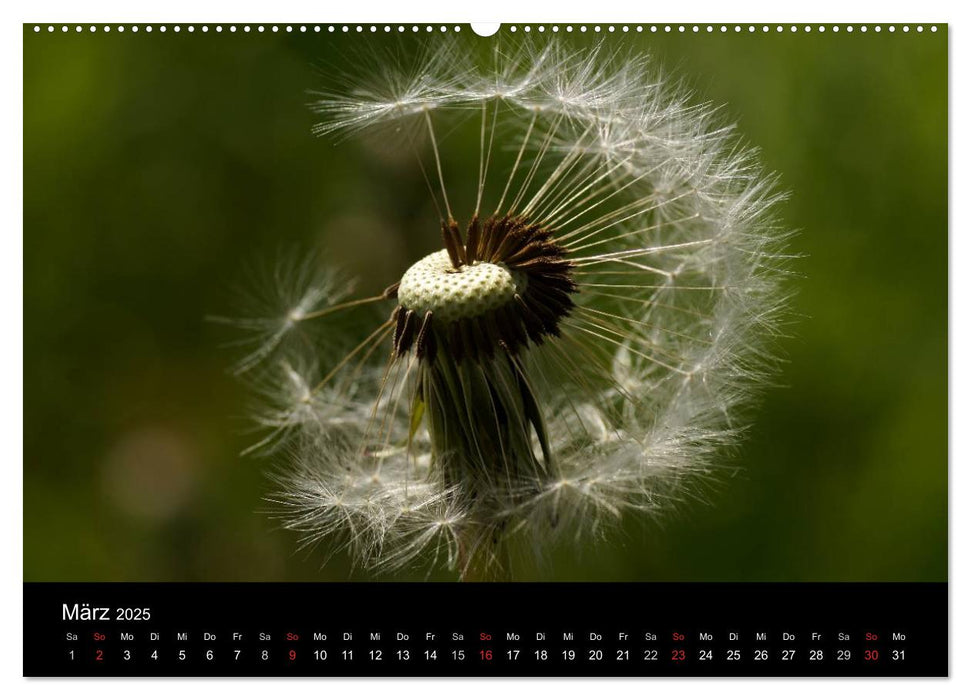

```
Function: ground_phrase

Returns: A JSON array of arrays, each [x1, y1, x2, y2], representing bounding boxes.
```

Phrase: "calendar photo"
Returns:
[[21, 19, 948, 678]]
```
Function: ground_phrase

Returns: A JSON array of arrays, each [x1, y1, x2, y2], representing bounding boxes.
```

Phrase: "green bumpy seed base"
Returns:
[[397, 249, 527, 324]]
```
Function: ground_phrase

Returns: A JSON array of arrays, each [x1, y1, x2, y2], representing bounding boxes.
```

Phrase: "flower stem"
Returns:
[[457, 526, 512, 582]]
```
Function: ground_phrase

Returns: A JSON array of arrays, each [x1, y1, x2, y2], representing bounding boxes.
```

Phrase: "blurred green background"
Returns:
[[23, 25, 947, 582]]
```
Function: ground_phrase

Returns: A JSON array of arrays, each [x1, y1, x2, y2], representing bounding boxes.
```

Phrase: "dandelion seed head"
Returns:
[[222, 36, 792, 579]]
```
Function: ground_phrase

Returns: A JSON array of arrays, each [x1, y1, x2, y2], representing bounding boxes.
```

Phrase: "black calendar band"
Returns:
[[23, 582, 947, 677]]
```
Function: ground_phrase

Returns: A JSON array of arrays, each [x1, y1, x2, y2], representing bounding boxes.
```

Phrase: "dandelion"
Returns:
[[221, 37, 790, 580]]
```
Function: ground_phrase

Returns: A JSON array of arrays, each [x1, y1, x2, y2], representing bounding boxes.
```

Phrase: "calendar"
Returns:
[[22, 20, 949, 683], [24, 583, 946, 676]]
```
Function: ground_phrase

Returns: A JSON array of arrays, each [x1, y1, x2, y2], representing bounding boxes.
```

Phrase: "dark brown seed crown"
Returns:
[[387, 214, 577, 363]]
